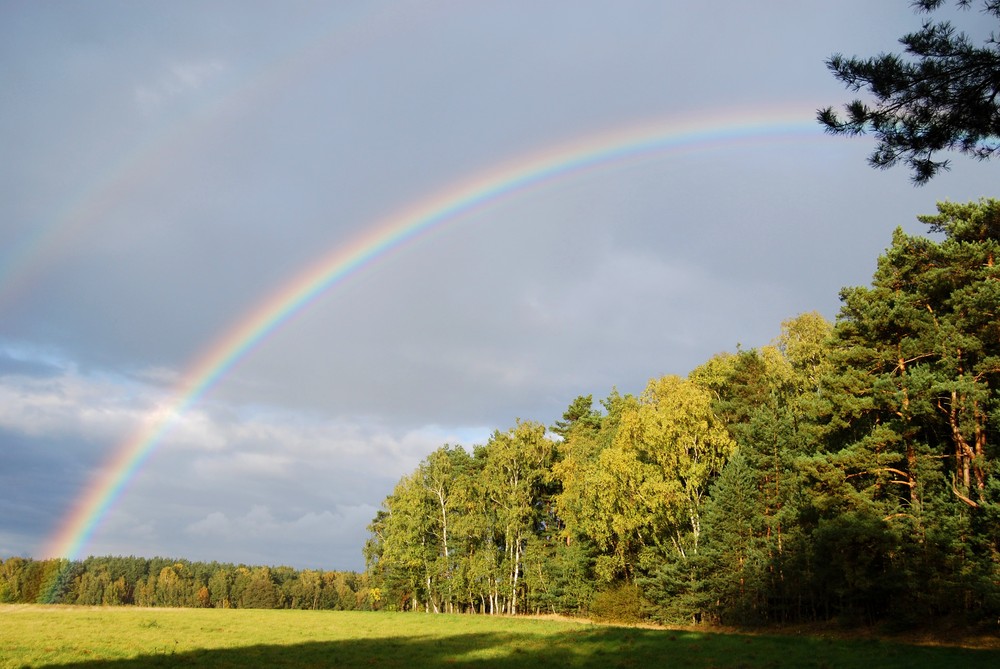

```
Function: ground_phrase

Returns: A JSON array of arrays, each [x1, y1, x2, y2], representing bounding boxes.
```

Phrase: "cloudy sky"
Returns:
[[1, 1, 995, 572]]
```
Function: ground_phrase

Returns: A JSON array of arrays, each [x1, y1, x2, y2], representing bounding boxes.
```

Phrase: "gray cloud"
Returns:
[[1, 0, 996, 570]]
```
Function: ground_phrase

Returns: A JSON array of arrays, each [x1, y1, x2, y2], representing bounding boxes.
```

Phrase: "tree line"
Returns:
[[364, 199, 1000, 626], [2, 200, 995, 626], [0, 554, 374, 610]]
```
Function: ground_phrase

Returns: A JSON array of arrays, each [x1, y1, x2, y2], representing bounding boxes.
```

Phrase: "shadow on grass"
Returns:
[[29, 626, 1000, 669]]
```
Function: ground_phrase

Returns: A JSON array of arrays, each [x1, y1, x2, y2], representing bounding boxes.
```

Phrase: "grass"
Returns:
[[1, 605, 998, 668]]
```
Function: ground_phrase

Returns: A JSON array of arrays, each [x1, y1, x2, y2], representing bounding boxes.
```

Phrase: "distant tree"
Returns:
[[240, 567, 279, 609], [38, 559, 80, 604], [103, 576, 129, 606], [208, 568, 232, 608], [74, 567, 110, 606], [818, 0, 1000, 183], [154, 565, 184, 607], [325, 571, 358, 610], [134, 572, 155, 607], [0, 557, 26, 602], [286, 569, 322, 610], [318, 572, 343, 610]]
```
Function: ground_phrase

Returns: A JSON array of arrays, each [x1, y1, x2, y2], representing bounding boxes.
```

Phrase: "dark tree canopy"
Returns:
[[818, 0, 1000, 183]]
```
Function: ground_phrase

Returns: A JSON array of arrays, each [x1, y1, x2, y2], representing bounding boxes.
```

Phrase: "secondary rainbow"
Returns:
[[42, 109, 827, 561]]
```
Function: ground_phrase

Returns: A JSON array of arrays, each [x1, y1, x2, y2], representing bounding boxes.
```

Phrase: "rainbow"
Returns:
[[41, 108, 829, 561]]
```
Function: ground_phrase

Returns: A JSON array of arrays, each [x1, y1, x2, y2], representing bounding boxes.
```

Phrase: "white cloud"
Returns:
[[0, 349, 482, 568], [0, 365, 228, 453], [0, 373, 143, 441], [0, 348, 487, 480]]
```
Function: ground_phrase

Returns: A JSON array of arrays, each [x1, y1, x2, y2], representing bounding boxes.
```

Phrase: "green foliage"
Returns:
[[551, 394, 602, 438], [239, 567, 279, 609], [520, 535, 596, 615], [588, 582, 650, 624], [365, 198, 999, 629], [0, 557, 27, 603], [10, 201, 998, 632], [809, 512, 902, 625], [695, 451, 772, 625], [0, 556, 363, 612], [819, 1, 1000, 183], [37, 559, 80, 604]]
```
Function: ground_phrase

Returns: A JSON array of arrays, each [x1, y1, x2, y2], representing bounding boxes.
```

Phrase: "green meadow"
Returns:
[[2, 605, 998, 669]]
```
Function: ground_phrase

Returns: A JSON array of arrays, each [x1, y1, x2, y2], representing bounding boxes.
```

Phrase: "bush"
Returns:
[[588, 583, 649, 624]]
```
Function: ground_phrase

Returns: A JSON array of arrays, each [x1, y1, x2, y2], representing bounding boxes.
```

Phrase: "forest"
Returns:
[[363, 199, 1000, 626], [2, 199, 996, 629], [2, 0, 998, 638], [0, 554, 373, 610]]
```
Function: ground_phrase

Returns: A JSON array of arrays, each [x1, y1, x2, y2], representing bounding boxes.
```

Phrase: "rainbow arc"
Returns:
[[42, 109, 828, 561]]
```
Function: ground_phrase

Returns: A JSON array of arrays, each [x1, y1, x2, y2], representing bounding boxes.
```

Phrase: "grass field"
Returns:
[[2, 605, 998, 669]]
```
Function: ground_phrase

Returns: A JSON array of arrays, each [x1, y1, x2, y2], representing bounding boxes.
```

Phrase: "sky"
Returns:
[[1, 1, 996, 572]]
